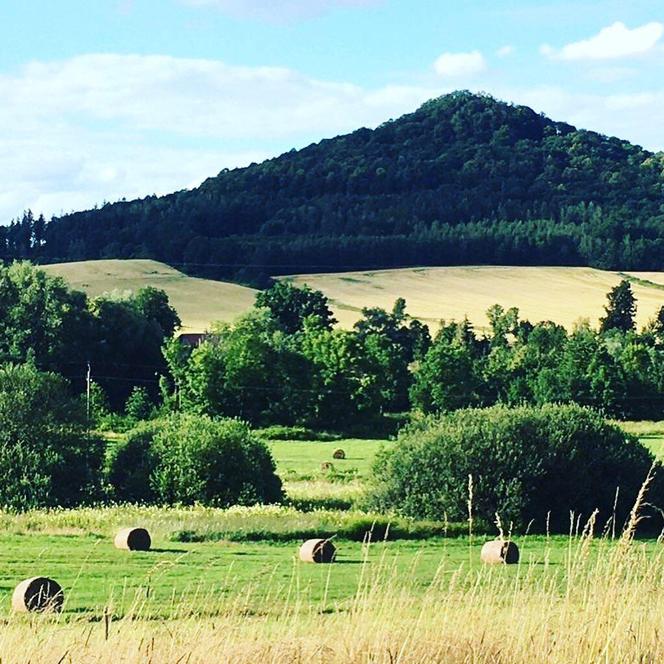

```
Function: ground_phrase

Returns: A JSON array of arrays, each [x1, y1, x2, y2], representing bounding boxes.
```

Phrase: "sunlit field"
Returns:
[[42, 259, 258, 333], [43, 259, 664, 336], [284, 265, 664, 332], [0, 428, 662, 662]]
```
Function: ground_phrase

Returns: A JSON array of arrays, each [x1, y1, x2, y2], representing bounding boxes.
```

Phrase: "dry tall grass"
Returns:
[[3, 504, 663, 663]]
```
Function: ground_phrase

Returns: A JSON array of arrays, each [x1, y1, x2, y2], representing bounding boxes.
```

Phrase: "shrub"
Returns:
[[368, 404, 663, 532], [106, 415, 283, 506], [256, 425, 340, 441], [124, 386, 154, 421], [104, 421, 161, 503], [0, 364, 103, 510]]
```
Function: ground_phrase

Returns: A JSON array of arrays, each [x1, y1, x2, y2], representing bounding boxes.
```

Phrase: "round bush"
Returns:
[[104, 420, 161, 503], [369, 404, 663, 532], [0, 364, 103, 510], [107, 414, 283, 506]]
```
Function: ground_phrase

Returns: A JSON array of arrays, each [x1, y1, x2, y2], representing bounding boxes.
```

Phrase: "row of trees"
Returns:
[[162, 278, 664, 425], [163, 283, 430, 428], [0, 363, 282, 511], [0, 262, 180, 407], [3, 261, 663, 427], [411, 280, 664, 419]]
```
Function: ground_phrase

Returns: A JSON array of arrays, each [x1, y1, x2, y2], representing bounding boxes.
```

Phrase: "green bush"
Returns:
[[124, 386, 154, 421], [0, 364, 103, 510], [104, 421, 161, 503], [368, 404, 663, 532], [256, 425, 340, 441], [106, 415, 283, 506]]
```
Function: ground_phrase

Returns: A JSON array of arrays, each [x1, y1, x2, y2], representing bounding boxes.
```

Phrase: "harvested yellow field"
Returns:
[[284, 266, 664, 332], [42, 259, 257, 333]]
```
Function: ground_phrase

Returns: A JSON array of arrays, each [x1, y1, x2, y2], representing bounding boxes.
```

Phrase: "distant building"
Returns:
[[177, 333, 209, 347]]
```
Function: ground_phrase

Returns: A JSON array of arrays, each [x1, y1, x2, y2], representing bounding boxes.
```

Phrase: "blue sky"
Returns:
[[1, 0, 663, 221]]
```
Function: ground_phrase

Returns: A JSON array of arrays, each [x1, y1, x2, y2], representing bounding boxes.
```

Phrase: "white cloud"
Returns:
[[496, 85, 664, 151], [181, 0, 380, 21], [496, 45, 515, 58], [433, 51, 486, 78], [0, 54, 442, 222], [543, 21, 664, 61]]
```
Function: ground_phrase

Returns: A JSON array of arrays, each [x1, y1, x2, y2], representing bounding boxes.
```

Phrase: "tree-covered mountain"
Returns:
[[5, 91, 664, 285]]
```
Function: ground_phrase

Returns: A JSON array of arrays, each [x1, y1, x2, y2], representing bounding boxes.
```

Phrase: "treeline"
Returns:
[[163, 278, 664, 425], [5, 91, 664, 284], [2, 261, 664, 514], [0, 261, 180, 407], [5, 261, 664, 427]]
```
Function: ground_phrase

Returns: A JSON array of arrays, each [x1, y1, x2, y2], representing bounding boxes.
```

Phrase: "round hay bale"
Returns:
[[320, 462, 334, 472], [299, 538, 336, 563], [12, 577, 64, 613], [114, 527, 152, 551], [332, 448, 346, 460], [480, 539, 519, 565]]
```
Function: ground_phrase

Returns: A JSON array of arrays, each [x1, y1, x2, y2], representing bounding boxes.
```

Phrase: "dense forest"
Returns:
[[4, 91, 664, 284]]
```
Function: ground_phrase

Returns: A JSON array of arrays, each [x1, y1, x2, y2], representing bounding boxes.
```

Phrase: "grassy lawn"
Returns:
[[269, 438, 392, 480], [0, 530, 655, 619], [619, 420, 664, 459], [1, 429, 663, 660]]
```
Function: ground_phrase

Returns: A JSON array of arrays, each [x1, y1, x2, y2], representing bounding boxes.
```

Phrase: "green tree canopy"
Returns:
[[600, 279, 636, 333], [255, 281, 336, 334]]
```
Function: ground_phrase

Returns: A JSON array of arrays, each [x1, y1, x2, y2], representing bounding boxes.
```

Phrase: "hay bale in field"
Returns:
[[114, 527, 152, 551], [332, 448, 346, 459], [12, 577, 64, 613], [299, 538, 336, 563], [320, 462, 334, 472], [480, 539, 519, 565]]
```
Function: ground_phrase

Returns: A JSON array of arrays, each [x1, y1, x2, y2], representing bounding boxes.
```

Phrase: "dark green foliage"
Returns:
[[369, 404, 661, 532], [255, 425, 341, 441], [104, 421, 160, 503], [600, 279, 637, 333], [17, 92, 664, 281], [255, 281, 335, 333], [107, 415, 283, 507], [0, 364, 103, 510], [0, 261, 92, 372], [0, 261, 180, 409], [124, 386, 154, 421], [88, 287, 180, 407], [169, 515, 457, 543]]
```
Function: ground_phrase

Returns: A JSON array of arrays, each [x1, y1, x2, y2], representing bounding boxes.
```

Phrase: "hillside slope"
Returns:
[[8, 91, 664, 283], [42, 259, 257, 332], [284, 266, 664, 332], [43, 259, 664, 333]]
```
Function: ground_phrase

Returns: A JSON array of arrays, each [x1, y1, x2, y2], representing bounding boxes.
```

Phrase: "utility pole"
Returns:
[[86, 361, 92, 423]]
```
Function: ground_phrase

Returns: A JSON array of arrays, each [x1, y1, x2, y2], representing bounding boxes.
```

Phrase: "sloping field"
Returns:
[[42, 259, 257, 333], [283, 266, 664, 332], [42, 261, 664, 333]]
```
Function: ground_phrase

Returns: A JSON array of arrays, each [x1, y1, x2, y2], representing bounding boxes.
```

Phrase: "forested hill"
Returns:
[[7, 91, 664, 285]]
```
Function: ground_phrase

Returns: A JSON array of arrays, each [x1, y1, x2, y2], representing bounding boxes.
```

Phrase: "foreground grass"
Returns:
[[0, 525, 663, 662]]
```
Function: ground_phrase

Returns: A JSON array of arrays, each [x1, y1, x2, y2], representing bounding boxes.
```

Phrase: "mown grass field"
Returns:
[[42, 259, 257, 333], [0, 427, 661, 660]]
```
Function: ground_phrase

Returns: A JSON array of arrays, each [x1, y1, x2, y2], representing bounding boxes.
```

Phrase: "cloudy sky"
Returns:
[[1, 0, 663, 222]]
